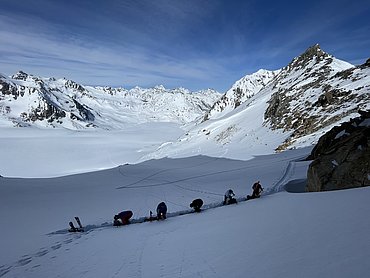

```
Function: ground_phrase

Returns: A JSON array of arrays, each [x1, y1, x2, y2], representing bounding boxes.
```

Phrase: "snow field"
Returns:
[[0, 148, 309, 266], [2, 185, 370, 278]]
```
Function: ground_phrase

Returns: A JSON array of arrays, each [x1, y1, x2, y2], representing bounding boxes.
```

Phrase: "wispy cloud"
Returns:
[[0, 0, 369, 91], [0, 11, 230, 90]]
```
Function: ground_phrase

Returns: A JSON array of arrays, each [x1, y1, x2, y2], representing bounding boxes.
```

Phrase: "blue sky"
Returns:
[[0, 0, 369, 92]]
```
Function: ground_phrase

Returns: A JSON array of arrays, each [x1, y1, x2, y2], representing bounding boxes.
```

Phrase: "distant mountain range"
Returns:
[[1, 44, 369, 153], [0, 73, 220, 129]]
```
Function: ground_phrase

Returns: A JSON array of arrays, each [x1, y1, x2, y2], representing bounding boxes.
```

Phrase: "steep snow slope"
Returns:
[[0, 72, 220, 129], [147, 45, 369, 160]]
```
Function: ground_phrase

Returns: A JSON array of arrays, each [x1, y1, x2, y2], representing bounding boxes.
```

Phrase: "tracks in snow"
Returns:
[[50, 153, 308, 236], [1, 153, 309, 278]]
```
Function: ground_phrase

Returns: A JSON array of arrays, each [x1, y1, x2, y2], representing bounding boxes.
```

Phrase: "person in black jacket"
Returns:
[[190, 198, 204, 212], [224, 189, 237, 205], [247, 181, 264, 199], [156, 202, 167, 220]]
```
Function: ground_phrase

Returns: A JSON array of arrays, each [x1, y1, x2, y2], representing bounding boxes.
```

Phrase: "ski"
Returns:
[[68, 217, 84, 232], [75, 216, 84, 231]]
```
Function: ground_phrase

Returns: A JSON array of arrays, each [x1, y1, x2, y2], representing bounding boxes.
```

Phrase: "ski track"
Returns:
[[51, 153, 306, 236], [117, 156, 222, 189], [264, 153, 307, 195], [0, 154, 307, 278]]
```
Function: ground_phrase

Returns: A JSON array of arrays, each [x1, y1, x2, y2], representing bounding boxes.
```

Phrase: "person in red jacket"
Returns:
[[113, 210, 133, 226]]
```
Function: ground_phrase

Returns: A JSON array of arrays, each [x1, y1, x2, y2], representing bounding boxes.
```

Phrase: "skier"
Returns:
[[113, 210, 133, 226], [248, 181, 264, 199], [224, 189, 237, 205], [156, 202, 167, 220], [190, 198, 204, 212]]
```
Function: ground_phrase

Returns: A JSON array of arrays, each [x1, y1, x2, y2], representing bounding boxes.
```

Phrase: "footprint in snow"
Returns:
[[63, 238, 73, 244], [51, 243, 62, 250], [0, 266, 12, 277], [16, 256, 32, 266], [35, 249, 49, 257]]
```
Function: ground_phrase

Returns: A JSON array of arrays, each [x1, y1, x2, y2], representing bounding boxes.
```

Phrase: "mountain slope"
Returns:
[[146, 45, 369, 160], [264, 44, 369, 150], [203, 69, 280, 121], [0, 72, 220, 129]]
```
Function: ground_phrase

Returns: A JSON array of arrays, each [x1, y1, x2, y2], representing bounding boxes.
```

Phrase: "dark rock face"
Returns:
[[0, 78, 19, 99], [12, 71, 29, 81], [306, 110, 370, 191]]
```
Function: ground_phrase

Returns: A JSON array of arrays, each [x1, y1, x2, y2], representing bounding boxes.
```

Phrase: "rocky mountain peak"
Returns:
[[361, 58, 370, 68], [302, 43, 324, 57], [263, 44, 361, 152], [287, 44, 329, 70], [64, 79, 85, 93], [12, 71, 29, 81]]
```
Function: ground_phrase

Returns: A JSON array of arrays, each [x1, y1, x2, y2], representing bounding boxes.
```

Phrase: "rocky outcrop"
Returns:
[[306, 110, 370, 191]]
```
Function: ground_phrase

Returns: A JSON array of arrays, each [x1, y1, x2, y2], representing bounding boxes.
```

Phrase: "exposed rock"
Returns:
[[264, 44, 369, 151], [12, 71, 29, 81], [0, 78, 18, 99], [306, 110, 370, 191], [359, 58, 370, 69], [65, 80, 85, 93]]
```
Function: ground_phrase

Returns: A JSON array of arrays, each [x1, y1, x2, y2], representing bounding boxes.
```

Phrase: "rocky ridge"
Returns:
[[306, 110, 370, 191]]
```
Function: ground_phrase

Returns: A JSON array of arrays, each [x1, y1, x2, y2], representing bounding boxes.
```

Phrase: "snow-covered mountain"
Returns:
[[264, 44, 369, 150], [147, 45, 370, 160], [203, 69, 280, 121], [0, 72, 220, 129], [0, 44, 369, 176]]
